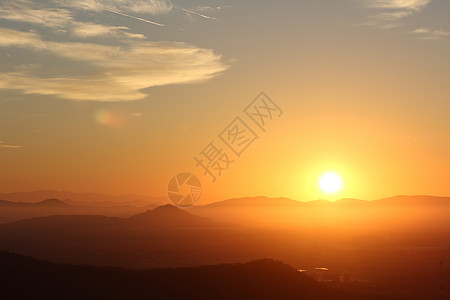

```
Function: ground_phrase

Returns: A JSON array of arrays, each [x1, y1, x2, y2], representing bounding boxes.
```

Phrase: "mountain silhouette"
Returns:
[[32, 198, 70, 207], [188, 195, 450, 228], [0, 191, 169, 224], [332, 198, 369, 206], [0, 198, 69, 207], [0, 205, 227, 238], [198, 195, 450, 209], [373, 195, 450, 206], [0, 190, 166, 206], [0, 251, 384, 300], [127, 204, 226, 228], [202, 196, 304, 208]]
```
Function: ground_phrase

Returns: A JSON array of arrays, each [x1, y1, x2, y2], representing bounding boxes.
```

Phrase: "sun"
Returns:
[[319, 172, 343, 194]]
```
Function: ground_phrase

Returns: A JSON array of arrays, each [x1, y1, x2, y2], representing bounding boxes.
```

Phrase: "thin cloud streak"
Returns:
[[176, 7, 216, 20], [105, 9, 165, 27], [367, 0, 432, 10], [71, 22, 145, 38], [0, 141, 23, 149], [412, 28, 450, 40]]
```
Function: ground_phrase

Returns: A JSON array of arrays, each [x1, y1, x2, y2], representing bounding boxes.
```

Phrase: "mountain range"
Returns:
[[2, 190, 449, 208], [2, 193, 450, 227], [0, 190, 166, 207], [199, 195, 450, 208], [0, 204, 228, 237], [0, 200, 448, 299], [187, 195, 450, 228], [0, 198, 69, 207]]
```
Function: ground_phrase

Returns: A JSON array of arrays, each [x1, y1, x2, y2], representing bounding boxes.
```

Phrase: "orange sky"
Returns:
[[0, 0, 449, 202]]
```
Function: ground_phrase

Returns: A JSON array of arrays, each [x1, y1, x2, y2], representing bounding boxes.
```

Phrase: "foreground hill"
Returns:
[[0, 205, 241, 268], [0, 204, 447, 299], [0, 251, 386, 300]]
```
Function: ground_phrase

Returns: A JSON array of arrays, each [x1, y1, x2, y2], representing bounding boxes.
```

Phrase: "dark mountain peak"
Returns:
[[34, 199, 70, 207], [241, 258, 294, 271], [152, 204, 183, 212], [130, 204, 189, 219], [0, 199, 18, 206], [127, 204, 225, 228]]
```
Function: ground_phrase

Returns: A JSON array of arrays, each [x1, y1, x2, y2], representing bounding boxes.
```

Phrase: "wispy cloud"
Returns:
[[192, 6, 231, 12], [0, 28, 227, 101], [412, 28, 450, 40], [71, 22, 145, 38], [55, 0, 173, 15], [366, 0, 432, 10], [361, 0, 432, 29], [413, 28, 429, 33], [0, 141, 23, 149], [57, 0, 171, 27], [0, 2, 72, 28], [359, 0, 448, 39], [377, 11, 413, 21], [0, 0, 229, 101], [0, 1, 159, 37]]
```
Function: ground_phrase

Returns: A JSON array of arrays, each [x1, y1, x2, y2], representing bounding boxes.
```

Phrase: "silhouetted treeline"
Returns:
[[0, 251, 390, 300]]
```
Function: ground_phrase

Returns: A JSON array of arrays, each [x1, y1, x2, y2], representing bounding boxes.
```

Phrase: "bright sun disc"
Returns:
[[319, 172, 342, 193]]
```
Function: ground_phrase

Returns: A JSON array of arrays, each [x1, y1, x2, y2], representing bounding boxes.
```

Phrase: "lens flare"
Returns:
[[94, 110, 124, 128]]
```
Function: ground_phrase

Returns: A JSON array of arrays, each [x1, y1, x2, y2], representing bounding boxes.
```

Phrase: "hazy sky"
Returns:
[[0, 0, 449, 202]]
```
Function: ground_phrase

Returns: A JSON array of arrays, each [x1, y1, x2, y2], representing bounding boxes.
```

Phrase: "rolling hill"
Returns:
[[0, 251, 386, 300], [0, 204, 227, 237], [0, 205, 237, 267]]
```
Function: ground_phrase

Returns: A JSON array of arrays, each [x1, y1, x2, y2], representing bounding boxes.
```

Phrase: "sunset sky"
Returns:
[[0, 0, 449, 203]]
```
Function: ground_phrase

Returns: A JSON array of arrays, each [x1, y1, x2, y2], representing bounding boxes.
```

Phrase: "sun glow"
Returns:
[[319, 172, 343, 194]]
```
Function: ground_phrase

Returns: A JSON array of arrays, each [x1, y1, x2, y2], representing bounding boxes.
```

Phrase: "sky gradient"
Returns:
[[0, 0, 449, 202]]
